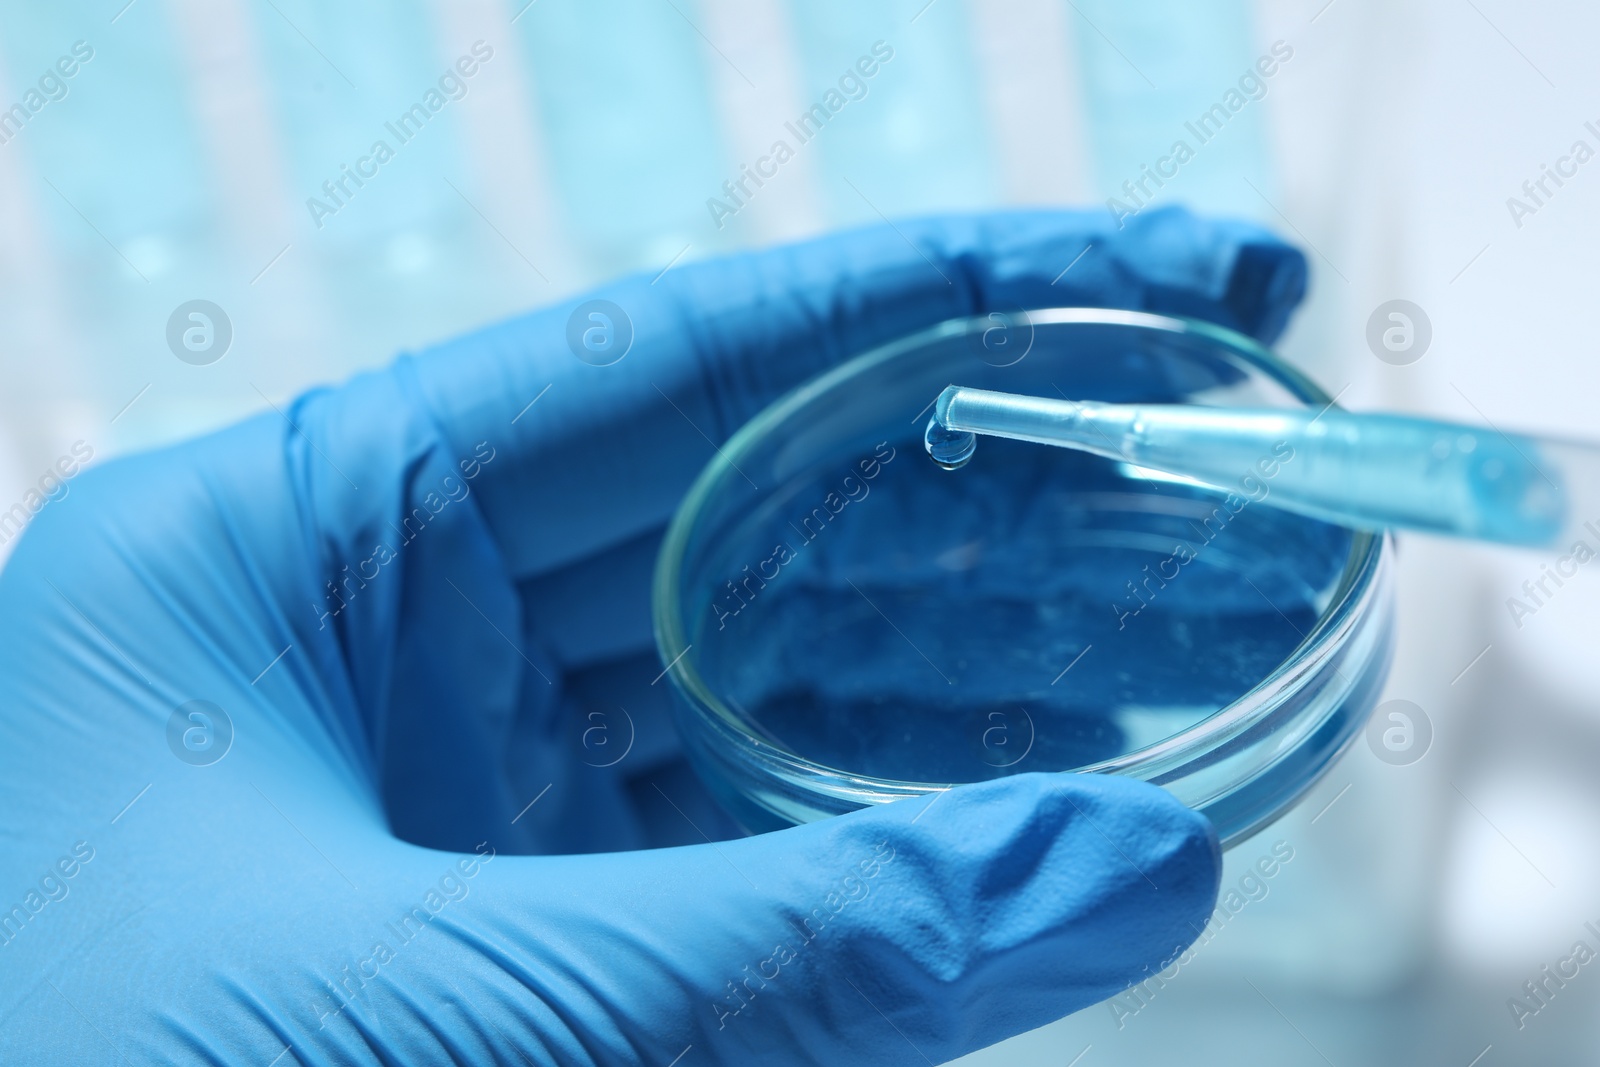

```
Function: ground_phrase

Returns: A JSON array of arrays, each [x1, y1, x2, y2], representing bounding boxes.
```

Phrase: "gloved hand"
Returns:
[[0, 207, 1305, 1066]]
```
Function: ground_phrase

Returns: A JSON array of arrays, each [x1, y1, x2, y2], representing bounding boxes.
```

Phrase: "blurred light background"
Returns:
[[3, 0, 1599, 1063]]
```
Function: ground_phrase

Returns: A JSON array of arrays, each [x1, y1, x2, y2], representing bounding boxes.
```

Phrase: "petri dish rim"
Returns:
[[653, 307, 1388, 804]]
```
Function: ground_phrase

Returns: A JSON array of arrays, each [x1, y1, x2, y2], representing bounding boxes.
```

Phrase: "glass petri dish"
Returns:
[[653, 308, 1394, 849]]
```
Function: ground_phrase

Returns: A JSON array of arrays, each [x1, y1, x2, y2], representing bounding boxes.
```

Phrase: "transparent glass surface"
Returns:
[[654, 309, 1395, 847]]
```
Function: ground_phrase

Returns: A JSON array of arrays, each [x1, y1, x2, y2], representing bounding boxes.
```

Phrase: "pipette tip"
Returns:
[[925, 386, 977, 469]]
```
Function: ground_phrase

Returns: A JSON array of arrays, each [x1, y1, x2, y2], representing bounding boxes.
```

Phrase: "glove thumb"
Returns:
[[467, 772, 1219, 1066]]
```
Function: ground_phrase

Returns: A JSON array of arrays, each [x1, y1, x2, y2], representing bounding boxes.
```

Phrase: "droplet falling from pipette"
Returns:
[[925, 420, 977, 469], [925, 386, 978, 469]]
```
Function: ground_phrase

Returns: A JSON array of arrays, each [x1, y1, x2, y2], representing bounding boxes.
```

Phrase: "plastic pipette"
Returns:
[[924, 385, 1599, 549]]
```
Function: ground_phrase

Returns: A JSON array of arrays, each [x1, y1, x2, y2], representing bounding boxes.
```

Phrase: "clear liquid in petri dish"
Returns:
[[691, 434, 1353, 784]]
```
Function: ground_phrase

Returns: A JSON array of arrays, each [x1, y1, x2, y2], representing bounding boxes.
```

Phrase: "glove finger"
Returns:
[[433, 771, 1220, 1066], [394, 207, 1306, 583]]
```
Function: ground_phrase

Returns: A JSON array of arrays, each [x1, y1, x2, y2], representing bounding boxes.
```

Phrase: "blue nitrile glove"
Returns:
[[0, 207, 1305, 1066]]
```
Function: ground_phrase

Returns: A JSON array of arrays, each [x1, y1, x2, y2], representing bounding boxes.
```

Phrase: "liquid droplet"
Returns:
[[925, 417, 977, 470]]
